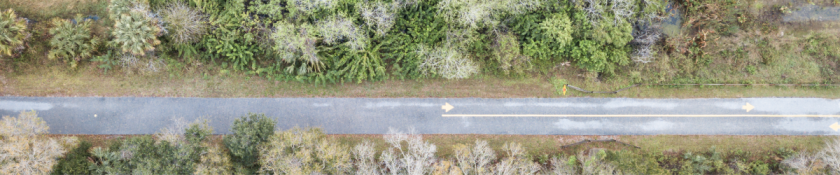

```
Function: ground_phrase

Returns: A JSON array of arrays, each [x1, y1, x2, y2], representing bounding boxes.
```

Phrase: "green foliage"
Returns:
[[92, 50, 119, 74], [48, 14, 100, 68], [0, 9, 29, 57], [195, 143, 234, 174], [51, 141, 93, 175], [679, 147, 732, 174], [326, 43, 387, 83], [568, 8, 632, 75], [223, 113, 276, 173], [110, 5, 162, 56], [248, 0, 285, 22], [805, 34, 840, 61], [107, 0, 140, 21], [271, 22, 321, 75], [540, 13, 574, 50], [259, 127, 352, 174], [381, 0, 448, 79], [509, 11, 570, 72], [607, 150, 669, 174], [89, 136, 191, 174], [89, 120, 212, 175], [491, 32, 531, 75], [201, 0, 261, 70]]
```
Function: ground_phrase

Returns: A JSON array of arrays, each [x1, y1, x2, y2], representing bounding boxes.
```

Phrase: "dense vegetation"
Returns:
[[2, 111, 840, 174], [1, 0, 669, 82]]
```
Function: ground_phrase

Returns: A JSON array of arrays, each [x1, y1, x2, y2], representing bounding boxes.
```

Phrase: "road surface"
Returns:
[[1, 97, 839, 135]]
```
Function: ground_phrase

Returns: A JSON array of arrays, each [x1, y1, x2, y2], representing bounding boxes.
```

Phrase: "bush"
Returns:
[[818, 137, 840, 173], [453, 140, 496, 174], [380, 127, 438, 174], [258, 127, 352, 174], [223, 113, 275, 173], [195, 143, 234, 175], [550, 156, 578, 174], [492, 142, 541, 174], [48, 14, 100, 68], [160, 1, 208, 45], [51, 141, 93, 175], [352, 140, 378, 174], [380, 0, 448, 79], [271, 22, 322, 75], [491, 32, 531, 75], [89, 119, 212, 174], [417, 44, 479, 79], [110, 4, 163, 56], [577, 149, 617, 174], [0, 9, 29, 58], [0, 111, 76, 175], [357, 1, 400, 36]]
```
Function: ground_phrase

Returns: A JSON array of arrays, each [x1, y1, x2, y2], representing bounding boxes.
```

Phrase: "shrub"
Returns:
[[160, 1, 208, 45], [352, 140, 378, 174], [110, 5, 163, 56], [492, 142, 541, 174], [550, 156, 578, 174], [286, 0, 339, 20], [0, 9, 29, 58], [0, 111, 76, 175], [51, 141, 93, 175], [781, 152, 825, 175], [48, 14, 100, 68], [258, 127, 352, 174], [577, 149, 617, 175], [818, 137, 840, 173], [108, 0, 138, 20], [380, 0, 448, 79], [327, 44, 387, 83], [540, 13, 574, 50], [491, 32, 531, 75], [453, 140, 496, 174], [223, 113, 276, 172], [89, 119, 212, 174], [271, 22, 322, 75], [380, 127, 438, 174], [417, 44, 479, 79], [357, 1, 401, 36], [317, 15, 368, 51], [195, 143, 234, 175]]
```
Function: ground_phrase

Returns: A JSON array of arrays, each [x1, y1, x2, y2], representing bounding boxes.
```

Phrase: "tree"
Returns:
[[89, 118, 213, 174], [0, 111, 78, 175], [258, 127, 352, 174], [379, 127, 438, 175], [0, 9, 29, 58], [223, 113, 276, 173], [492, 142, 541, 174], [48, 14, 100, 68], [453, 140, 496, 174]]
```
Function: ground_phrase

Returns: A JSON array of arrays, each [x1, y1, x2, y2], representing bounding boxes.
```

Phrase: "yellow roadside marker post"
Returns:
[[562, 84, 567, 96]]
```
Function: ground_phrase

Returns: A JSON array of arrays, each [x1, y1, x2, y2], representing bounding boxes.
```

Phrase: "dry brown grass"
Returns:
[[3, 63, 839, 98], [0, 0, 108, 22], [330, 134, 830, 159]]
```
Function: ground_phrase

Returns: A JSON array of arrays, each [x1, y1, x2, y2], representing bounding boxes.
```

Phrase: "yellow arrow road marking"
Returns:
[[832, 122, 840, 131], [442, 114, 840, 117], [441, 103, 454, 112], [742, 103, 755, 112]]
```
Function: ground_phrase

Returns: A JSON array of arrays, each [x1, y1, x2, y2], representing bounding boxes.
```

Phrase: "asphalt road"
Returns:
[[1, 97, 839, 135]]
